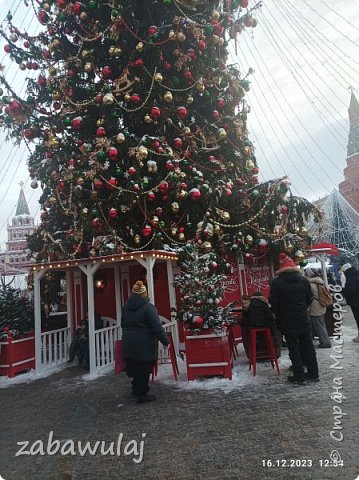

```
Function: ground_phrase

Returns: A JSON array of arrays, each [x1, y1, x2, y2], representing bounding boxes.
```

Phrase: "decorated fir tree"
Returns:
[[0, 276, 34, 339], [173, 243, 235, 330], [0, 0, 315, 263]]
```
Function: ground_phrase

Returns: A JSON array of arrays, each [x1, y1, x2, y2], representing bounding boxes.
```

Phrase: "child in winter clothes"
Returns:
[[247, 291, 276, 331]]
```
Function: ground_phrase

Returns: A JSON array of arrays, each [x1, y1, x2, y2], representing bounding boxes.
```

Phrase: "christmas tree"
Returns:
[[174, 243, 236, 330], [0, 276, 34, 339], [0, 0, 315, 262]]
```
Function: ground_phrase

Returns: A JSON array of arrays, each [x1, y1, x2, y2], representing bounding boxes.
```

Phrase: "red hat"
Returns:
[[277, 252, 299, 273]]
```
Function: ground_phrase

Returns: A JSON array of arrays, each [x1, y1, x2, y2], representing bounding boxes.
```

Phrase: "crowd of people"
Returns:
[[67, 257, 359, 398], [243, 255, 359, 385]]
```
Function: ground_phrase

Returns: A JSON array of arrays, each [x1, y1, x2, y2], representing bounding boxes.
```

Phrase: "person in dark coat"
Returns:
[[121, 280, 169, 403], [269, 253, 319, 384], [247, 291, 275, 330], [68, 319, 89, 369], [341, 263, 359, 343]]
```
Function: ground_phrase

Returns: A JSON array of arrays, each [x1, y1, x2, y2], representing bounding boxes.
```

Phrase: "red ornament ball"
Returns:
[[130, 93, 141, 104], [142, 225, 152, 237], [71, 116, 83, 130], [192, 316, 205, 327], [108, 208, 118, 219], [102, 66, 112, 77], [173, 137, 183, 149], [212, 110, 220, 120], [96, 127, 106, 137], [177, 106, 188, 119], [150, 107, 161, 119], [189, 188, 201, 201], [107, 147, 118, 161]]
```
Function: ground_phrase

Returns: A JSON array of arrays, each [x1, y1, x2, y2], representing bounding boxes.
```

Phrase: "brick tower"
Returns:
[[0, 183, 36, 275], [339, 91, 359, 212]]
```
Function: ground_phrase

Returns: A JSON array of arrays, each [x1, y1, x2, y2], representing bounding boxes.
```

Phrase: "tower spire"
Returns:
[[347, 88, 359, 156], [15, 182, 30, 216]]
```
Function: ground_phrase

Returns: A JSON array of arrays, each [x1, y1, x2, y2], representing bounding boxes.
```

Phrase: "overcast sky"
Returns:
[[0, 0, 358, 251]]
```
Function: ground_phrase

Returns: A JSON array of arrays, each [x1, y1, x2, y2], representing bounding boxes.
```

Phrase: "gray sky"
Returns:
[[0, 0, 358, 250]]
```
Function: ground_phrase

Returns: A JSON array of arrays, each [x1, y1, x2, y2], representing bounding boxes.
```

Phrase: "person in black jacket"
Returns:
[[247, 291, 275, 330], [269, 253, 319, 384], [341, 263, 359, 343], [121, 280, 169, 403]]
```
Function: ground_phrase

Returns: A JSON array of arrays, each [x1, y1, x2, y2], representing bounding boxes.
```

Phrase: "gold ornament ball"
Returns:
[[77, 177, 85, 185], [116, 133, 125, 143], [214, 224, 221, 234], [244, 146, 252, 156], [178, 233, 185, 241], [52, 91, 61, 100], [222, 211, 230, 222], [196, 83, 205, 93], [212, 35, 220, 44], [113, 47, 122, 56], [138, 146, 149, 158], [202, 241, 212, 252], [154, 72, 163, 83], [171, 202, 180, 213], [246, 234, 253, 244], [217, 128, 227, 139], [124, 93, 131, 102], [152, 216, 160, 226], [163, 91, 173, 102], [144, 114, 152, 123], [183, 127, 191, 135], [171, 227, 178, 236], [79, 11, 88, 20], [136, 42, 144, 52], [247, 160, 255, 169], [19, 63, 26, 71], [84, 62, 93, 73], [212, 10, 220, 20], [103, 94, 114, 105], [48, 66, 57, 76], [52, 39, 61, 49], [134, 234, 141, 245], [300, 226, 308, 235], [82, 208, 89, 216], [108, 46, 116, 56], [48, 137, 60, 148], [49, 196, 57, 205], [168, 30, 176, 40], [177, 32, 186, 42], [187, 95, 194, 105], [96, 118, 105, 126], [218, 38, 225, 46]]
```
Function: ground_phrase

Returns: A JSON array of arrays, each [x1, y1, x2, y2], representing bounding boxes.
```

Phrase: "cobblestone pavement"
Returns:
[[0, 311, 358, 480]]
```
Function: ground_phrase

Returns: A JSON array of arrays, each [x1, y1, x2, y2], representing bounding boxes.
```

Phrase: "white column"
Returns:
[[80, 264, 99, 375], [167, 260, 176, 317], [66, 271, 73, 348], [34, 270, 45, 371], [114, 264, 122, 338], [136, 256, 156, 304]]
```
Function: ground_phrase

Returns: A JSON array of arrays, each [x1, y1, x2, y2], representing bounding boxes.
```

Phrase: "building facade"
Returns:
[[339, 91, 359, 213], [0, 185, 36, 276]]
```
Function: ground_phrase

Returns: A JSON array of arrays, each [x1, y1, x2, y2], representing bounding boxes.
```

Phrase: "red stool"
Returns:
[[248, 327, 280, 377]]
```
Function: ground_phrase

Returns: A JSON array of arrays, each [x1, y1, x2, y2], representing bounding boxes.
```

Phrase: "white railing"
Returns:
[[41, 327, 71, 367], [95, 325, 121, 370]]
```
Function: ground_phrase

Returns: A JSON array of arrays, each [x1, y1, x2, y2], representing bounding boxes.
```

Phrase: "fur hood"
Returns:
[[308, 277, 324, 285], [250, 295, 268, 304]]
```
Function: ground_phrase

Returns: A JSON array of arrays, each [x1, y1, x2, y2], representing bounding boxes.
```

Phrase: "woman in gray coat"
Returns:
[[121, 280, 169, 403]]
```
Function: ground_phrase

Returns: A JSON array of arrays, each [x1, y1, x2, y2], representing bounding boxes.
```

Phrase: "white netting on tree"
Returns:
[[307, 189, 359, 257]]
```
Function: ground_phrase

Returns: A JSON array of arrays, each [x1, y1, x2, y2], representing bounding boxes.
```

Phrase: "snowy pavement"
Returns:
[[0, 313, 358, 480]]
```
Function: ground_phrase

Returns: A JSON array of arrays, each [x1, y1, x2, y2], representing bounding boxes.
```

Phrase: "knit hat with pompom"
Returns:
[[132, 280, 147, 295], [277, 252, 299, 272]]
